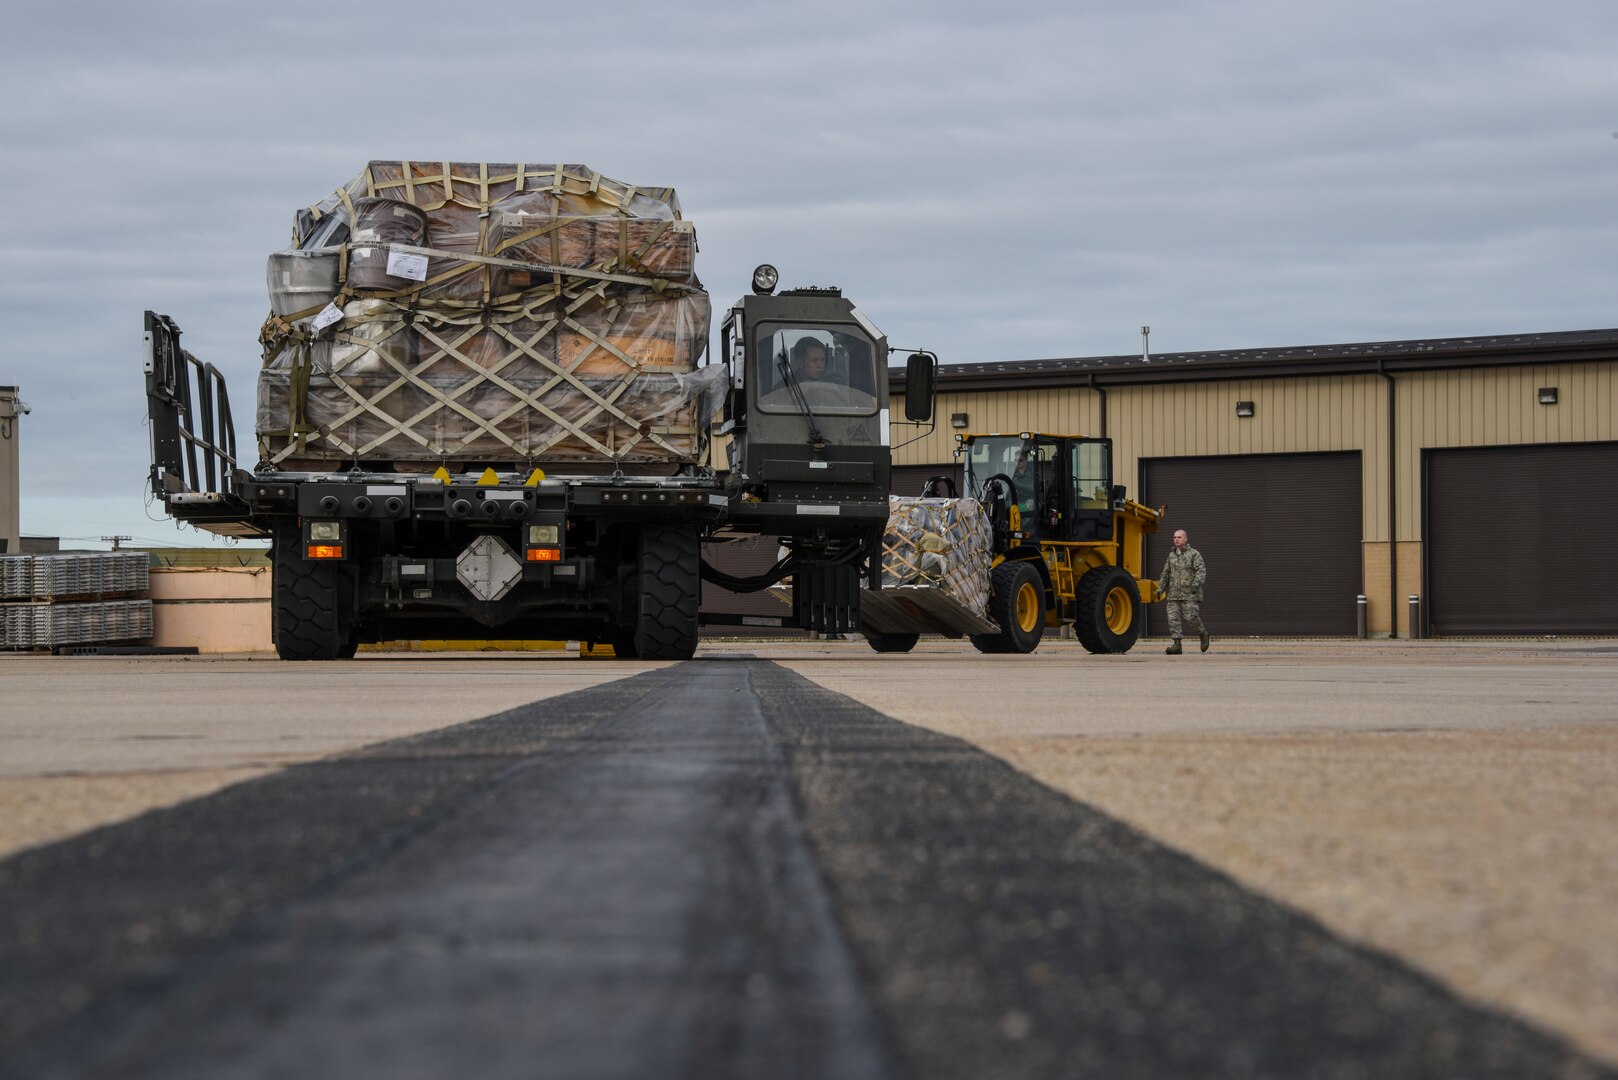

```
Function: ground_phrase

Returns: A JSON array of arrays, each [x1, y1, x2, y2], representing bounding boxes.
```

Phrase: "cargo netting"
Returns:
[[257, 162, 723, 470]]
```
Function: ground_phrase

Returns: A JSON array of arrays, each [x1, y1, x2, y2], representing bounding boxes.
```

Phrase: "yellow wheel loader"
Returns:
[[860, 432, 1161, 654]]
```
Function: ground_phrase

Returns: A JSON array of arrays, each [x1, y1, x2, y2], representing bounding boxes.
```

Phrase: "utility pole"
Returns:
[[101, 535, 132, 551], [0, 386, 28, 554]]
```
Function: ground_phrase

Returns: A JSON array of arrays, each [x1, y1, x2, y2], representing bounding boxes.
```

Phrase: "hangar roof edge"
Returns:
[[888, 326, 1618, 390]]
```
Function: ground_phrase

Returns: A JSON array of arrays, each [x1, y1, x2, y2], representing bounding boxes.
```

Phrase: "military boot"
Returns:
[[1200, 631, 1210, 652], [1165, 639, 1182, 655]]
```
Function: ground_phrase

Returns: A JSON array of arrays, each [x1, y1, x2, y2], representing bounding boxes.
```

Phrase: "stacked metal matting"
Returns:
[[2, 552, 150, 600], [0, 553, 153, 649]]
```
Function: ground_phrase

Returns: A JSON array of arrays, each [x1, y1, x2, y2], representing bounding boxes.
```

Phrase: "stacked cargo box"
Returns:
[[0, 553, 153, 649], [256, 162, 722, 471]]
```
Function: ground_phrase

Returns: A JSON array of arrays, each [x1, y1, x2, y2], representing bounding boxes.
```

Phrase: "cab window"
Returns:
[[1073, 441, 1111, 510], [755, 325, 879, 416], [966, 436, 1049, 512]]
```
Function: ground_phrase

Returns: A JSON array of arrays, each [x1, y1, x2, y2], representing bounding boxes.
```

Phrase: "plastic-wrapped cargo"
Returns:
[[881, 497, 992, 617], [258, 162, 719, 471]]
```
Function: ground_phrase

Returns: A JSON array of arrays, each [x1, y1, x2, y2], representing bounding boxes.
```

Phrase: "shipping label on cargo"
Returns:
[[385, 250, 430, 281], [312, 303, 344, 331]]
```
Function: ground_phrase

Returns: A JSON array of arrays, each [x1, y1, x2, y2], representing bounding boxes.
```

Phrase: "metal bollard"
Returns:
[[1356, 595, 1368, 639], [1407, 595, 1421, 640]]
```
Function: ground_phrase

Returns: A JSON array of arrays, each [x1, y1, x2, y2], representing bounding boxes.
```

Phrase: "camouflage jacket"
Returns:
[[1157, 545, 1206, 601]]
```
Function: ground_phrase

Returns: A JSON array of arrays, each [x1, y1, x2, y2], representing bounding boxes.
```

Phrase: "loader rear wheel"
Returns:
[[623, 525, 700, 661], [865, 631, 920, 653], [1074, 566, 1141, 654], [972, 560, 1045, 654], [272, 528, 354, 662]]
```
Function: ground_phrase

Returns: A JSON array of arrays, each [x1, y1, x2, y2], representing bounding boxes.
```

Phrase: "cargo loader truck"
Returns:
[[143, 161, 934, 661]]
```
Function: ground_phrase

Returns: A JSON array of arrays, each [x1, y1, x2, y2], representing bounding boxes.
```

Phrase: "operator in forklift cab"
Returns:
[[793, 336, 834, 382], [1011, 449, 1036, 512]]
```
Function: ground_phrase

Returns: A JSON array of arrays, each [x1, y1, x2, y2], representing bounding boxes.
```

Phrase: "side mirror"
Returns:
[[904, 352, 937, 422]]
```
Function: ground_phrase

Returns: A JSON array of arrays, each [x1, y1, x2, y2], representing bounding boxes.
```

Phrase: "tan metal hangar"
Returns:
[[887, 328, 1618, 638]]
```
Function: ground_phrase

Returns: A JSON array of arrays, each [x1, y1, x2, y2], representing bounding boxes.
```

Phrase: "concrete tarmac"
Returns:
[[1, 638, 1614, 1065], [772, 637, 1618, 1065], [0, 653, 672, 855]]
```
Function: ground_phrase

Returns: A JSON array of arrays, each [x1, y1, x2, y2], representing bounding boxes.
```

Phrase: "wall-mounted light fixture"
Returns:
[[950, 412, 970, 428], [1235, 400, 1256, 418], [1537, 387, 1558, 405]]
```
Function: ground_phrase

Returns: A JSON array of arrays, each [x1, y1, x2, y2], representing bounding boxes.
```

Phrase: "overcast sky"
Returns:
[[2, 0, 1613, 549]]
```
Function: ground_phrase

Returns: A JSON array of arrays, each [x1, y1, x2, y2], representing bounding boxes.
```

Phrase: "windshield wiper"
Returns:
[[776, 349, 828, 452]]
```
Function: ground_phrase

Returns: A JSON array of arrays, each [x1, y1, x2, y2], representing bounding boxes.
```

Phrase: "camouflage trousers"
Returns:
[[1166, 600, 1206, 639]]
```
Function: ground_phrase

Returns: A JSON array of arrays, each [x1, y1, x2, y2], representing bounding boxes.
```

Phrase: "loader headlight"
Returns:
[[751, 264, 779, 295], [309, 520, 342, 541], [527, 524, 558, 546]]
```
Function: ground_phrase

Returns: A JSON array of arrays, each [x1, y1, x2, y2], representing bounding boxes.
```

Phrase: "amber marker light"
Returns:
[[306, 544, 344, 560], [526, 548, 561, 562]]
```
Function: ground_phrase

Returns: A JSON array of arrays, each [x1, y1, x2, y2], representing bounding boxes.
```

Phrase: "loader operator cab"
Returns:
[[963, 433, 1118, 549]]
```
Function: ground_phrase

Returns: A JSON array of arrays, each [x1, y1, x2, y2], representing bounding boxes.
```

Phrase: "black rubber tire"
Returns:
[[271, 528, 353, 661], [627, 525, 700, 661], [865, 631, 920, 653], [610, 630, 640, 659], [980, 560, 1045, 654], [1074, 565, 1142, 654]]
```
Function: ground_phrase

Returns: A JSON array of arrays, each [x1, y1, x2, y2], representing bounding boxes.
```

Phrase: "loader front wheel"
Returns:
[[973, 560, 1045, 654], [1074, 566, 1141, 654], [865, 631, 920, 653]]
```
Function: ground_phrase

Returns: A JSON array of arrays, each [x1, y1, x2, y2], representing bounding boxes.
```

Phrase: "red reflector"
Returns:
[[526, 547, 562, 562], [306, 544, 344, 560]]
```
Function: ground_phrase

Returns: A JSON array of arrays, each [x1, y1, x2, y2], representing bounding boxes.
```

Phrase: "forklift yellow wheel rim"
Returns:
[[1015, 581, 1041, 632], [1104, 585, 1133, 634]]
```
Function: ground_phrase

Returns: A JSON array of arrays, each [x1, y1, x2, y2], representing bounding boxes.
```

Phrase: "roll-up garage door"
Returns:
[[1141, 452, 1362, 636], [1424, 442, 1618, 635]]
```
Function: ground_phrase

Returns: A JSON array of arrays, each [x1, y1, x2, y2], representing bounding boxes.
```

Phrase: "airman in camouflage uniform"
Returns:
[[1157, 528, 1209, 654]]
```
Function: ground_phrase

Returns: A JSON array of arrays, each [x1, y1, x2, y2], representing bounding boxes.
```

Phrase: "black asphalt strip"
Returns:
[[0, 660, 1610, 1080]]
